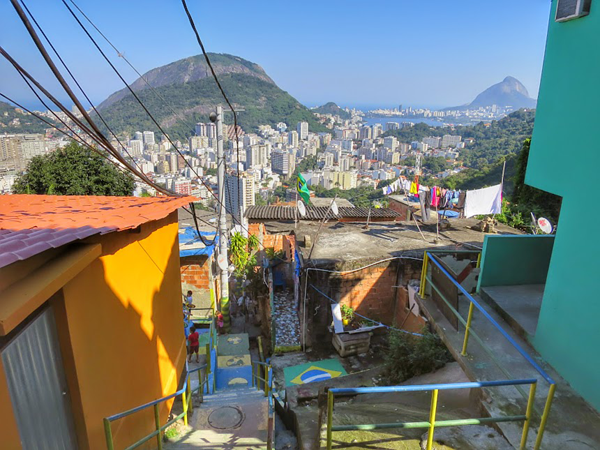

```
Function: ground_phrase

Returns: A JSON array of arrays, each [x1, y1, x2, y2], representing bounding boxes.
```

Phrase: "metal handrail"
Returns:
[[105, 364, 207, 421], [104, 319, 217, 449], [420, 251, 557, 449], [326, 379, 538, 450], [424, 252, 555, 385]]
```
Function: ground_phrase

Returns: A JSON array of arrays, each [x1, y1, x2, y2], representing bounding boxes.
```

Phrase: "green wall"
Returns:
[[528, 0, 600, 411], [477, 235, 554, 291]]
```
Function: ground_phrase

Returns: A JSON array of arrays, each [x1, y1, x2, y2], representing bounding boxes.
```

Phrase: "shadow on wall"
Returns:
[[62, 218, 187, 449]]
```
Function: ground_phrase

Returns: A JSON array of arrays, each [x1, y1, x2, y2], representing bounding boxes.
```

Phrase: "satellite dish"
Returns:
[[537, 217, 553, 234], [217, 253, 228, 271], [297, 200, 306, 217], [331, 199, 339, 216]]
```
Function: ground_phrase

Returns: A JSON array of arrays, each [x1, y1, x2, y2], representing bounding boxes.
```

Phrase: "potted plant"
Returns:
[[341, 304, 354, 326]]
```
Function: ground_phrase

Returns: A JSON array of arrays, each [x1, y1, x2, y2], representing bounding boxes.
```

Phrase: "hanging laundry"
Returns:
[[431, 187, 440, 207], [419, 191, 431, 221], [464, 184, 502, 218], [410, 182, 418, 194]]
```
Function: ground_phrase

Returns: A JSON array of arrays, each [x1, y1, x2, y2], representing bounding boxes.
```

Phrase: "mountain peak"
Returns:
[[446, 76, 536, 110]]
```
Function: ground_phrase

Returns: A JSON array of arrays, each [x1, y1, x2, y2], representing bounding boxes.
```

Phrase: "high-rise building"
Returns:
[[423, 137, 442, 149], [246, 144, 268, 169], [142, 131, 155, 146], [271, 150, 294, 178], [386, 122, 400, 131], [225, 173, 255, 230], [169, 153, 179, 173], [130, 139, 144, 157], [296, 122, 309, 140], [134, 131, 143, 141], [372, 124, 383, 139], [359, 126, 372, 140], [339, 155, 352, 172], [195, 123, 216, 138], [383, 136, 398, 151], [0, 134, 45, 171], [441, 134, 462, 148], [288, 130, 299, 148]]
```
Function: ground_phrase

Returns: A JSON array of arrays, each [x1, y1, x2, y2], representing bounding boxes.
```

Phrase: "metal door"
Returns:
[[2, 307, 78, 449]]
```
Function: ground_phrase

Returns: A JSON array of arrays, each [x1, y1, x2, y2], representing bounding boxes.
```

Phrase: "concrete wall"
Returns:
[[477, 235, 555, 290], [62, 212, 186, 449], [526, 1, 600, 411]]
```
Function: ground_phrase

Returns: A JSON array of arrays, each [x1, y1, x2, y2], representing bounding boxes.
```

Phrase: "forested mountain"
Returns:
[[384, 109, 536, 169], [312, 102, 351, 119], [0, 101, 56, 134], [95, 53, 328, 139]]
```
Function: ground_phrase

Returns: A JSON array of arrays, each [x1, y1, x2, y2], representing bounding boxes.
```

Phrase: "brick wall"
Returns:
[[180, 254, 213, 309], [388, 198, 413, 221], [302, 258, 425, 348]]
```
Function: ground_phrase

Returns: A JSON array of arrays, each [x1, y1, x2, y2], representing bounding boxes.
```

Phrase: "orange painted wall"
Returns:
[[61, 211, 186, 449], [0, 358, 21, 449]]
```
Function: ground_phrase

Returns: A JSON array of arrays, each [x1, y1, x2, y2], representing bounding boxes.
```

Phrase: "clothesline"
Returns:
[[309, 284, 424, 337], [380, 176, 502, 218]]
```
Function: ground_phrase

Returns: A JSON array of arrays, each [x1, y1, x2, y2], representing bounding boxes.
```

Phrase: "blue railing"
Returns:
[[326, 379, 538, 450], [419, 251, 556, 449], [103, 318, 217, 449]]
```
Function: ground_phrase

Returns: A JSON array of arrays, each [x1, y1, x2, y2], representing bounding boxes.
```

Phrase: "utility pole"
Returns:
[[212, 106, 230, 332]]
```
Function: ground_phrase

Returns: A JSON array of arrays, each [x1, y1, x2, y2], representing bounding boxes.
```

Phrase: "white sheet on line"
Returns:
[[464, 184, 502, 218]]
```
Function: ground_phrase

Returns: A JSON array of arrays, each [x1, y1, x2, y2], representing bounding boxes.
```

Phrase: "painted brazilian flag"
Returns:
[[297, 173, 311, 205]]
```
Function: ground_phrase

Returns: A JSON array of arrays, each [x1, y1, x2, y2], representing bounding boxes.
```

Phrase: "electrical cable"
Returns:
[[61, 0, 271, 250], [180, 0, 242, 220], [0, 47, 172, 196], [66, 0, 200, 137], [0, 93, 124, 172], [19, 0, 145, 178]]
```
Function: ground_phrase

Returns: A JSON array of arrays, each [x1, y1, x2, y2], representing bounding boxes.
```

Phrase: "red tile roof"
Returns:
[[0, 195, 196, 268]]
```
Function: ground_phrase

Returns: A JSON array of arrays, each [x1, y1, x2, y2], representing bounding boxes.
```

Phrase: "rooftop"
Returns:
[[283, 219, 523, 266], [245, 205, 400, 221], [0, 194, 196, 269]]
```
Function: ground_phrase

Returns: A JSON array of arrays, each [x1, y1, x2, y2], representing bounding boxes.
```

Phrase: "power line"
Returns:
[[19, 0, 145, 179], [180, 0, 242, 221], [61, 0, 268, 249], [66, 0, 201, 137]]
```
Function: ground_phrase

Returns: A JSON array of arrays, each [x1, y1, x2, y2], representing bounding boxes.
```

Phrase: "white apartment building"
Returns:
[[297, 121, 308, 140], [130, 139, 144, 157], [288, 130, 299, 148], [441, 134, 462, 148], [143, 131, 155, 146], [423, 136, 442, 149], [225, 172, 256, 233]]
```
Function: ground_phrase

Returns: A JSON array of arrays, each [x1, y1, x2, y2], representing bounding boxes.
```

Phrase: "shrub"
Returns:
[[383, 329, 453, 385]]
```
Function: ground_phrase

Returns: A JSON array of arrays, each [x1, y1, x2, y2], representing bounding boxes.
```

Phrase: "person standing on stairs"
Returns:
[[188, 326, 200, 363]]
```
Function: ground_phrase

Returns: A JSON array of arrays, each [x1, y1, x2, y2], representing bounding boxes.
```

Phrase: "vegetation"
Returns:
[[310, 185, 386, 208], [229, 232, 259, 278], [384, 109, 535, 169], [96, 73, 330, 139], [13, 141, 134, 196], [383, 329, 454, 385], [340, 304, 354, 321], [312, 102, 351, 120], [0, 100, 59, 134]]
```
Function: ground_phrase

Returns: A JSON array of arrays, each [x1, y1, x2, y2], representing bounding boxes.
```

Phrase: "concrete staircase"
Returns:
[[166, 388, 269, 449], [166, 332, 271, 449]]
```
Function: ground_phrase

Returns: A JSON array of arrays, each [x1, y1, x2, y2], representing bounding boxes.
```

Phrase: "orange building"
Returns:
[[0, 195, 194, 449]]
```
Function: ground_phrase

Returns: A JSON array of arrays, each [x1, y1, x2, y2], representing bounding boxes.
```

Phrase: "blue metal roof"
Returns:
[[179, 228, 218, 258]]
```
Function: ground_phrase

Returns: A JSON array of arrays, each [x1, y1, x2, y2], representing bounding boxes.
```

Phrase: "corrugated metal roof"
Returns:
[[0, 194, 196, 269], [245, 205, 400, 221]]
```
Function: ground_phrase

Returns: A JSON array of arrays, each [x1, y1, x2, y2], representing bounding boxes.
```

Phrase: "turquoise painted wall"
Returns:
[[477, 235, 555, 291], [528, 1, 600, 411]]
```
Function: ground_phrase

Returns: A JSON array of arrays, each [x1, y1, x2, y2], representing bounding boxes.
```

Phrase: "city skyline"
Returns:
[[1, 0, 551, 111]]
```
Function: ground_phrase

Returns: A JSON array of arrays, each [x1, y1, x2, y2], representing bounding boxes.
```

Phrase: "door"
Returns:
[[1, 307, 78, 449]]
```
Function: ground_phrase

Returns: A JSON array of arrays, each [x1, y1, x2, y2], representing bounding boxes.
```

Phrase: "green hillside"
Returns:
[[0, 101, 56, 134], [312, 102, 351, 119], [95, 54, 328, 139]]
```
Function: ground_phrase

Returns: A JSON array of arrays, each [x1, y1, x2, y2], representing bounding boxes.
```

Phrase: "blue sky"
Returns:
[[0, 0, 551, 111]]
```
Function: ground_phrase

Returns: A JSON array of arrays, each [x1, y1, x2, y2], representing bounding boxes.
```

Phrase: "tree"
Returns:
[[13, 141, 134, 196]]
